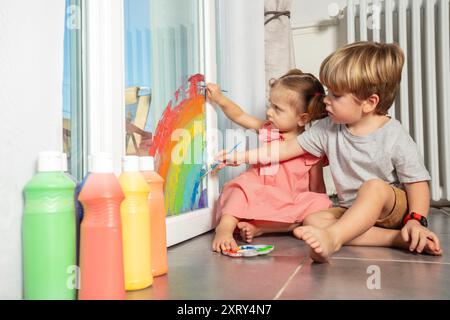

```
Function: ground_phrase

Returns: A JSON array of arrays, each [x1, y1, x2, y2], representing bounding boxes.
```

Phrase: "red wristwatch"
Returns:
[[402, 212, 428, 227]]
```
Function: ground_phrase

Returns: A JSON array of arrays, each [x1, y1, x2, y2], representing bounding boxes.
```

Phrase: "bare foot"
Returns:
[[237, 222, 263, 243], [212, 228, 239, 253], [293, 226, 340, 263]]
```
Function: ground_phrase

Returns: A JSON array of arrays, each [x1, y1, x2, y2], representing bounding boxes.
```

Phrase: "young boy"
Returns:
[[216, 41, 442, 262]]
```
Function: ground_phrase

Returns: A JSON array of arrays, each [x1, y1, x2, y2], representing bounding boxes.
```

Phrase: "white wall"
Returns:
[[0, 0, 65, 299], [291, 0, 347, 26], [291, 0, 347, 77]]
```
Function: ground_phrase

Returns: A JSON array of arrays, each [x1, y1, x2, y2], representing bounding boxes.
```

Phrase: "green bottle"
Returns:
[[23, 151, 77, 300]]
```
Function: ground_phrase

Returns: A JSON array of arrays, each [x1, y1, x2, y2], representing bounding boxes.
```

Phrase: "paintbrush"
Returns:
[[200, 141, 242, 179], [197, 82, 228, 93]]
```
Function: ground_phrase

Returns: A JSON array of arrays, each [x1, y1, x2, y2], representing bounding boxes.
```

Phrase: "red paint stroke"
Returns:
[[148, 74, 205, 181]]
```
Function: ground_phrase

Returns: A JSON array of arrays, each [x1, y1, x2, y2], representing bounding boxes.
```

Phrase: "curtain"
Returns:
[[216, 0, 266, 185], [264, 0, 296, 97]]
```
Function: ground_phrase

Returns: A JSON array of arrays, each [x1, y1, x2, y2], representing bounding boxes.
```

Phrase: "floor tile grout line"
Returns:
[[332, 256, 450, 265], [437, 208, 450, 216], [273, 256, 308, 300]]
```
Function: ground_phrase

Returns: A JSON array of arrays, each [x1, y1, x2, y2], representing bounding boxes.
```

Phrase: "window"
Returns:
[[63, 0, 85, 180], [124, 0, 209, 217], [75, 0, 219, 246]]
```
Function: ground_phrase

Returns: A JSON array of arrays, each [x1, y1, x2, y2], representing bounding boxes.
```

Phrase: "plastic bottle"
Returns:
[[139, 156, 168, 277], [78, 153, 126, 300], [23, 151, 77, 300], [119, 156, 153, 290]]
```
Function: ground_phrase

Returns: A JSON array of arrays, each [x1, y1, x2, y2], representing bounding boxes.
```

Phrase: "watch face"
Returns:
[[413, 213, 428, 227], [421, 217, 428, 227]]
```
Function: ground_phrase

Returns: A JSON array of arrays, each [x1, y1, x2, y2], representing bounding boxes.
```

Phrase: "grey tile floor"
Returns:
[[126, 208, 450, 300]]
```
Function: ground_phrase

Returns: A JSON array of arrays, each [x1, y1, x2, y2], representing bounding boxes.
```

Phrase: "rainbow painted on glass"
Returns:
[[149, 74, 207, 215]]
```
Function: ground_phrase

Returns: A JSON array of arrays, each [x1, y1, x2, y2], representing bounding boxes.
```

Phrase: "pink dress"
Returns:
[[217, 123, 332, 223]]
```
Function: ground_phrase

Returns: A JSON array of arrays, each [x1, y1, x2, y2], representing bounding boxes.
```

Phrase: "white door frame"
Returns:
[[84, 0, 219, 246]]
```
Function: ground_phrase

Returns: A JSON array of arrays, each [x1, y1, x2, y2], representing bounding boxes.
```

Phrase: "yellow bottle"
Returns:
[[119, 156, 152, 290]]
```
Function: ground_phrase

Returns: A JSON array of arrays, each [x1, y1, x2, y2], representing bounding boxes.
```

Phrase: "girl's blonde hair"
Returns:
[[320, 41, 405, 115], [269, 69, 327, 122]]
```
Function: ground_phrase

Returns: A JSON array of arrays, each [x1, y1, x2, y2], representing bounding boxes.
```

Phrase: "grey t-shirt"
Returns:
[[297, 117, 431, 208]]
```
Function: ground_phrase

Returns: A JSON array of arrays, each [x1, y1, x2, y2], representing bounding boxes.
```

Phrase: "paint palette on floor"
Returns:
[[222, 245, 274, 258]]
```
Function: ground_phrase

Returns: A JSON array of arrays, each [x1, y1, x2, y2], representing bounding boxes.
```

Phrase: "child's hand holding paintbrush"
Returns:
[[201, 142, 243, 178], [204, 83, 228, 105]]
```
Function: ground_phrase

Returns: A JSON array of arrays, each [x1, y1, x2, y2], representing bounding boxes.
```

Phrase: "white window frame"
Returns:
[[84, 0, 219, 246]]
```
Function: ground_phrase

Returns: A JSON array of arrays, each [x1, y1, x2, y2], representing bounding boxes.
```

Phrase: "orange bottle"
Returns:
[[78, 153, 125, 300], [139, 156, 168, 276]]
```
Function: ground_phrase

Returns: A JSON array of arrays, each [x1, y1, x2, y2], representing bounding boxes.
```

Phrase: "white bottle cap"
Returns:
[[139, 156, 155, 171], [122, 156, 140, 172], [62, 153, 68, 172], [38, 151, 63, 172], [90, 152, 114, 173]]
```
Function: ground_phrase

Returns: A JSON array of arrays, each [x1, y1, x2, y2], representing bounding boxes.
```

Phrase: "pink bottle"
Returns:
[[139, 156, 168, 276], [78, 153, 126, 300]]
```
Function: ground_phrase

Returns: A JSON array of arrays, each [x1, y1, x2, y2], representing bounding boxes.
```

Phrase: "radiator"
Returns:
[[345, 0, 450, 203]]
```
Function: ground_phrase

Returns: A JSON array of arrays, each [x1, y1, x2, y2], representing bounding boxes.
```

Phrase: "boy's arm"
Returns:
[[215, 139, 305, 165], [215, 116, 327, 166], [390, 127, 442, 252], [402, 181, 441, 253], [206, 84, 265, 131], [309, 159, 327, 194], [404, 181, 430, 218]]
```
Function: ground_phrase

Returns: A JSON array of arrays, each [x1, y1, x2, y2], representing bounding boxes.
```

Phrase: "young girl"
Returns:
[[206, 69, 332, 253]]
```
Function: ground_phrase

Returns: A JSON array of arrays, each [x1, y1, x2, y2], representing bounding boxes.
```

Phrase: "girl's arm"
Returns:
[[215, 139, 305, 165], [206, 83, 265, 131], [309, 159, 327, 194]]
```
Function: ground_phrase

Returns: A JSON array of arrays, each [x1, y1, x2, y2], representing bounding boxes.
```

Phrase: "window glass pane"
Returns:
[[63, 0, 84, 180], [124, 0, 153, 156], [124, 0, 207, 216]]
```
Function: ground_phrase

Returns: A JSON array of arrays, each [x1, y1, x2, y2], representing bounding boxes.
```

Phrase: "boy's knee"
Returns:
[[360, 179, 390, 192], [358, 179, 392, 200]]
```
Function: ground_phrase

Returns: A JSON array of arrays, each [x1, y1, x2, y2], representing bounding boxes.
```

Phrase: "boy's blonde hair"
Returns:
[[319, 41, 405, 115]]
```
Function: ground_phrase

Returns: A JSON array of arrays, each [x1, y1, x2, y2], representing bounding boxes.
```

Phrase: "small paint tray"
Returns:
[[222, 245, 274, 258]]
